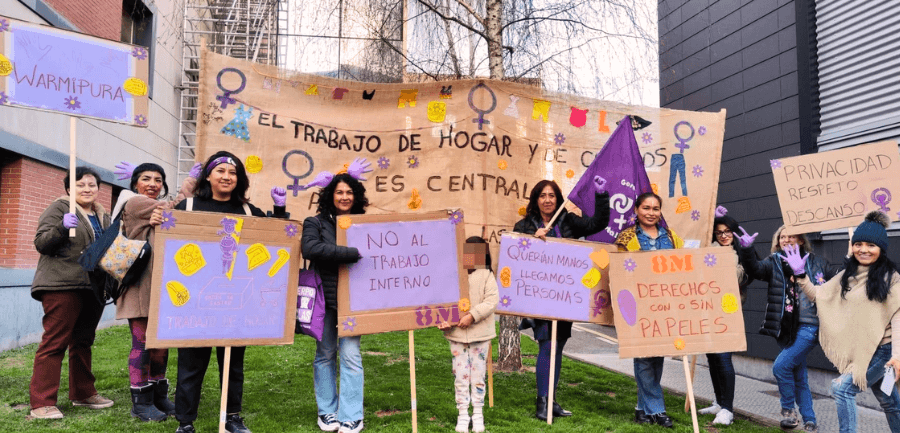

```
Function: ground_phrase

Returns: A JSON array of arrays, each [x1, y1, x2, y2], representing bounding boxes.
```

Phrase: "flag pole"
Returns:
[[544, 200, 568, 229]]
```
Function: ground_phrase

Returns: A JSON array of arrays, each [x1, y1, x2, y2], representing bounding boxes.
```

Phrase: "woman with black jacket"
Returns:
[[513, 178, 610, 421]]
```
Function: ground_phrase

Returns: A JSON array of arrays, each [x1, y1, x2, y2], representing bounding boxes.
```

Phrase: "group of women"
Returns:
[[25, 153, 900, 433]]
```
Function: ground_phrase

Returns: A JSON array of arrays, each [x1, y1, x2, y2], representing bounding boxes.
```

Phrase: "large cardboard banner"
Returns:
[[494, 233, 617, 324], [772, 140, 900, 235], [608, 247, 746, 358], [336, 210, 468, 336], [196, 48, 726, 249], [0, 15, 150, 126], [147, 211, 301, 348]]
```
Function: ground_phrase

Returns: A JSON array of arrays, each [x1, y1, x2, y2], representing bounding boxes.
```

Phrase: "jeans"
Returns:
[[668, 153, 687, 197], [833, 343, 900, 433], [634, 357, 666, 415], [314, 308, 364, 422], [707, 352, 735, 412], [175, 346, 246, 424], [536, 337, 567, 397], [773, 324, 818, 423]]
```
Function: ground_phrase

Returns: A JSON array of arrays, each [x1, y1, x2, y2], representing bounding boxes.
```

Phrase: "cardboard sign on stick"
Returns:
[[608, 246, 746, 358], [336, 210, 468, 336], [772, 140, 900, 235], [147, 211, 301, 348], [494, 233, 616, 325]]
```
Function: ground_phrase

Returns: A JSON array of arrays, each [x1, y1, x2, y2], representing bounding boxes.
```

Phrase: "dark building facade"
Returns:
[[659, 0, 900, 370]]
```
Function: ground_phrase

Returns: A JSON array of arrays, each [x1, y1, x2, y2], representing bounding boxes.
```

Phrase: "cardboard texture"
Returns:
[[336, 210, 468, 336], [146, 211, 300, 349], [772, 140, 900, 235], [0, 14, 150, 126], [608, 247, 746, 358], [495, 233, 617, 325], [195, 47, 726, 255]]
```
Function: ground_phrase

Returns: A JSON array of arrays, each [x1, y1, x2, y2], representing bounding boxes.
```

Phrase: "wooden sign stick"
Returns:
[[68, 117, 77, 238], [546, 320, 558, 425], [682, 356, 700, 433], [409, 330, 418, 433], [684, 355, 697, 412], [544, 200, 568, 230], [487, 341, 494, 408], [218, 346, 232, 433]]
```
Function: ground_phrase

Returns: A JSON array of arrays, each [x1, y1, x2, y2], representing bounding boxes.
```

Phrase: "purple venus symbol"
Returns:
[[872, 188, 892, 212]]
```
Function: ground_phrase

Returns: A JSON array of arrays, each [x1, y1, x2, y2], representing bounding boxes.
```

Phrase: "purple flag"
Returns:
[[568, 115, 658, 243]]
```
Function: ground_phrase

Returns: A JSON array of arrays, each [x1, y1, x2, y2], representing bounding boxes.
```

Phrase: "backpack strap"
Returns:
[[186, 198, 193, 212], [242, 203, 251, 215]]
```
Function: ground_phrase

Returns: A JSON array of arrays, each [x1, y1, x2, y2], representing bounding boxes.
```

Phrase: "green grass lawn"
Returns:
[[0, 324, 779, 432]]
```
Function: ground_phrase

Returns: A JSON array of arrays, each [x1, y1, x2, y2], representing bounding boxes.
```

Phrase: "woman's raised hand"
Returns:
[[737, 226, 758, 247], [779, 244, 809, 276]]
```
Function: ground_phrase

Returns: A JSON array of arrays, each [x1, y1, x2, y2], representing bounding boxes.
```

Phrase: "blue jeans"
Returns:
[[668, 153, 687, 197], [314, 308, 364, 422], [773, 324, 818, 424], [707, 352, 735, 412], [833, 343, 900, 433], [634, 357, 666, 415]]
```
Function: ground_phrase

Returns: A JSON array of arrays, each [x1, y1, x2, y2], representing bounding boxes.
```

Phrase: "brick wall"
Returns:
[[43, 0, 121, 40], [0, 158, 113, 269]]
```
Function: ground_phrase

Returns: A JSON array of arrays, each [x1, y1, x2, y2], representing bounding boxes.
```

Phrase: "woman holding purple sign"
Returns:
[[301, 159, 372, 433], [513, 178, 610, 421]]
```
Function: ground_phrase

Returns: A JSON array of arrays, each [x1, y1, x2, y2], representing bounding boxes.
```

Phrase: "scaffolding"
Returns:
[[176, 0, 283, 188]]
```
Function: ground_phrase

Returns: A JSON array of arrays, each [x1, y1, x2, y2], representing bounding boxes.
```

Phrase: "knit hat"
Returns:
[[852, 210, 890, 251]]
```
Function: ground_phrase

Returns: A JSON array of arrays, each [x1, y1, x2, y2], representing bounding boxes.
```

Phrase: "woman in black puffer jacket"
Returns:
[[513, 179, 610, 421]]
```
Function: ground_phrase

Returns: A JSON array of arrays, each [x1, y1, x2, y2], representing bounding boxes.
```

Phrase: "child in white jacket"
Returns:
[[438, 237, 499, 433]]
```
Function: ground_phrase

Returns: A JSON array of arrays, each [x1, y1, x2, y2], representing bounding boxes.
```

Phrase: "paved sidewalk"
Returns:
[[545, 323, 891, 433]]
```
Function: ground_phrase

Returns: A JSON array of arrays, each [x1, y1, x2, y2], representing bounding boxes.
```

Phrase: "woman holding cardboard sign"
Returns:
[[781, 211, 900, 433], [513, 178, 610, 421], [171, 151, 287, 433], [615, 192, 684, 429], [301, 163, 372, 433]]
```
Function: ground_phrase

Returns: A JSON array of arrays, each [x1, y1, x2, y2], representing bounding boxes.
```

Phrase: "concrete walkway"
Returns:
[[548, 323, 891, 433]]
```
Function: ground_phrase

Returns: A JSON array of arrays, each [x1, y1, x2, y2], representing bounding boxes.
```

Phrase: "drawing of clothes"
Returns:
[[221, 104, 252, 142], [669, 153, 687, 197]]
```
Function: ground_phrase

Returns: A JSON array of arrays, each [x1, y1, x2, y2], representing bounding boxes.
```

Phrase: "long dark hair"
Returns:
[[713, 215, 741, 253], [316, 173, 369, 216], [194, 151, 250, 205], [526, 180, 563, 220], [130, 163, 169, 197], [840, 252, 898, 302]]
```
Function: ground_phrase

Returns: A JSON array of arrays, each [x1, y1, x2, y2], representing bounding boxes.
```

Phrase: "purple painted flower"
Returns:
[[815, 272, 825, 285], [64, 96, 81, 110], [500, 296, 512, 308], [691, 210, 700, 221], [0, 91, 8, 105], [770, 159, 782, 169], [284, 223, 298, 238], [554, 132, 566, 145], [449, 210, 464, 225], [132, 46, 148, 60], [624, 258, 637, 272], [0, 18, 9, 33], [134, 114, 147, 126], [692, 165, 703, 177], [160, 211, 176, 230], [407, 155, 419, 168], [518, 238, 532, 250], [642, 132, 653, 144], [377, 157, 390, 169], [628, 214, 636, 225], [785, 304, 794, 313], [704, 253, 717, 267], [342, 317, 357, 332], [698, 126, 707, 136]]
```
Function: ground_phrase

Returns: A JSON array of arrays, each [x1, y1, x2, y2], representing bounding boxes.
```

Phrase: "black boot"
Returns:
[[130, 385, 167, 422], [634, 409, 652, 424], [535, 396, 548, 421], [151, 379, 176, 416], [650, 412, 674, 429], [552, 401, 573, 417]]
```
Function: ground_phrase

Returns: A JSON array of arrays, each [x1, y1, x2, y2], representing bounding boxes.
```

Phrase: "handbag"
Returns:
[[295, 264, 326, 341], [78, 216, 152, 295]]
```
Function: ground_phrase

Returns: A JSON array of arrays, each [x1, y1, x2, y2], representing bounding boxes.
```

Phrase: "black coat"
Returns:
[[741, 247, 840, 341], [513, 191, 611, 341], [301, 213, 361, 310]]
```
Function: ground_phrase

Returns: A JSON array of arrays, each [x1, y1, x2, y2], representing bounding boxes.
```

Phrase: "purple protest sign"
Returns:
[[345, 219, 461, 312], [0, 15, 150, 126]]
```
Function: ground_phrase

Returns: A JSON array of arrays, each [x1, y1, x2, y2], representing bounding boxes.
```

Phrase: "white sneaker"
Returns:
[[317, 414, 340, 432], [338, 420, 363, 433], [455, 411, 470, 433], [471, 409, 484, 433], [713, 408, 734, 425], [698, 402, 721, 415]]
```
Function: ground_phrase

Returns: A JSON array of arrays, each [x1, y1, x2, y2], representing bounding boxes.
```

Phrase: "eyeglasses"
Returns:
[[714, 230, 733, 237]]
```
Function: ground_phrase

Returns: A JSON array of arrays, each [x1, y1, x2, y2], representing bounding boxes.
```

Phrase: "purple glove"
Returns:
[[715, 205, 728, 218], [271, 186, 287, 206], [347, 158, 373, 181], [593, 175, 608, 193], [737, 226, 758, 247], [114, 161, 136, 181], [300, 171, 334, 191], [189, 162, 203, 179], [62, 213, 78, 229], [779, 244, 809, 276]]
